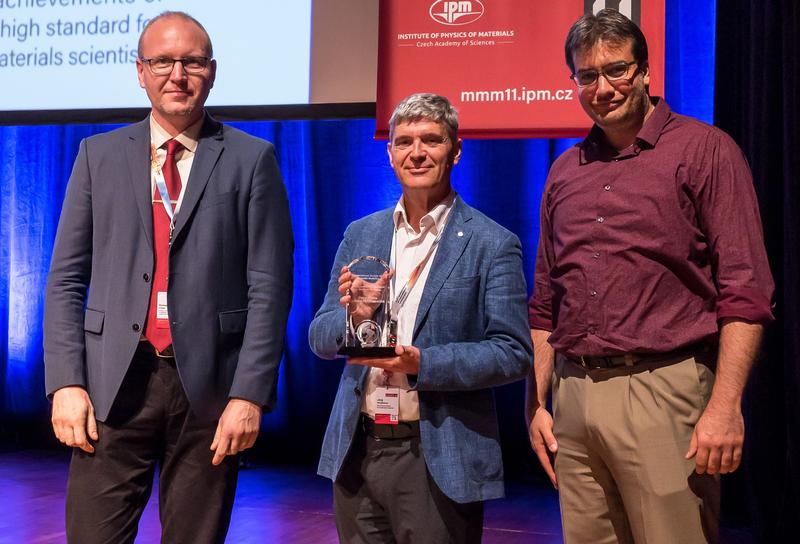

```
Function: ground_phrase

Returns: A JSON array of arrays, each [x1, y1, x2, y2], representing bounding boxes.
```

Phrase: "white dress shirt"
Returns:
[[149, 115, 203, 213], [361, 191, 457, 422]]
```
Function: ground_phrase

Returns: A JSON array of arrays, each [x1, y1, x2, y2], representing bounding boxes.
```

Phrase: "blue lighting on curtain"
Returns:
[[665, 0, 716, 122], [0, 0, 715, 423]]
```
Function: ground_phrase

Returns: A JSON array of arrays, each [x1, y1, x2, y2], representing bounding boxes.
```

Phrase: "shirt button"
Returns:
[[143, 273, 150, 282], [590, 290, 597, 297], [132, 323, 140, 332], [597, 216, 605, 223], [593, 252, 601, 259], [604, 184, 611, 191], [588, 326, 597, 334]]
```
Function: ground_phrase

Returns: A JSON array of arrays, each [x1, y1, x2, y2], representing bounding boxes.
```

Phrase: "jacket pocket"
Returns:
[[218, 309, 248, 333], [199, 189, 239, 210], [441, 275, 480, 289], [83, 308, 105, 334]]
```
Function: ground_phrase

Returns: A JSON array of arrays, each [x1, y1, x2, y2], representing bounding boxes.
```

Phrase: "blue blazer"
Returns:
[[44, 115, 294, 422], [309, 196, 532, 503]]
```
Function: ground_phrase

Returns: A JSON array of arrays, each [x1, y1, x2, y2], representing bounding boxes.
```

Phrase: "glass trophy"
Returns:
[[337, 256, 397, 357]]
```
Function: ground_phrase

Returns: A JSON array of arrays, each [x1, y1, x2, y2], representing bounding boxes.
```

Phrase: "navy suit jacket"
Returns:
[[44, 115, 293, 422], [309, 197, 532, 503]]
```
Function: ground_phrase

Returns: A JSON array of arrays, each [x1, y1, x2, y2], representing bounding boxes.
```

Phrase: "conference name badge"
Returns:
[[156, 291, 169, 327], [374, 386, 400, 425]]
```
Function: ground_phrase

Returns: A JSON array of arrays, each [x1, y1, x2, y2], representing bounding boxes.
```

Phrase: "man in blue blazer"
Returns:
[[309, 93, 532, 543], [43, 12, 293, 543]]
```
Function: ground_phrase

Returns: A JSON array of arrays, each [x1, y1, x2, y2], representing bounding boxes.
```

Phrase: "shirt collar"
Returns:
[[580, 97, 671, 162], [636, 97, 670, 147], [149, 114, 203, 153], [393, 190, 457, 235]]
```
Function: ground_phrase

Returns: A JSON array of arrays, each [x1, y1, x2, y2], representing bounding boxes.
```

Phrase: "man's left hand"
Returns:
[[686, 400, 744, 474], [347, 345, 420, 374], [210, 398, 262, 466]]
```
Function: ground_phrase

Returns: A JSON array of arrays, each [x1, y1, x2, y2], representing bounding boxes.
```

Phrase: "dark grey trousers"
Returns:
[[333, 430, 484, 544], [65, 350, 239, 544]]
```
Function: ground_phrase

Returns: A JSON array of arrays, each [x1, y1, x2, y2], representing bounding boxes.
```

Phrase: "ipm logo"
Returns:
[[429, 0, 485, 26]]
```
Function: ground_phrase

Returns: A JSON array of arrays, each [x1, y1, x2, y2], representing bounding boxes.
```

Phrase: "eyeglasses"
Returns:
[[391, 134, 450, 152], [140, 56, 212, 75], [571, 60, 638, 88]]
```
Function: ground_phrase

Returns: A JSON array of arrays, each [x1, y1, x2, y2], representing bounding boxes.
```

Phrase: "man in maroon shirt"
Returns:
[[525, 9, 774, 543]]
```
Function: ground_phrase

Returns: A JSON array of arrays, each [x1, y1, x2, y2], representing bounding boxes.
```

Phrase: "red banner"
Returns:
[[376, 0, 665, 139]]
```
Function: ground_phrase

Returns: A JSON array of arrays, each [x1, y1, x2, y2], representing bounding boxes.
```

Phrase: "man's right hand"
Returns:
[[51, 386, 98, 453], [527, 404, 558, 489]]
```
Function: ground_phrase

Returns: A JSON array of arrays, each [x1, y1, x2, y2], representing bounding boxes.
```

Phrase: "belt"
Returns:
[[567, 342, 708, 370], [360, 414, 420, 440], [137, 341, 175, 359]]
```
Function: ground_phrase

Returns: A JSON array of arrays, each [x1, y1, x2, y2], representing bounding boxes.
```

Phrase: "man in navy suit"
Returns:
[[309, 93, 532, 543], [44, 11, 293, 543]]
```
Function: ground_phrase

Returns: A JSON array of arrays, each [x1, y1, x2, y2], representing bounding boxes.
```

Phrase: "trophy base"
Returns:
[[337, 346, 397, 358]]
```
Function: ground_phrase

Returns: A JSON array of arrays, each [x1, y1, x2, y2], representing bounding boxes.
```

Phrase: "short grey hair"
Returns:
[[389, 93, 459, 142], [138, 11, 214, 58]]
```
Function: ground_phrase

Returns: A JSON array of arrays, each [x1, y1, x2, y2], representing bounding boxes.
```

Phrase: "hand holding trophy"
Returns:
[[337, 256, 397, 357]]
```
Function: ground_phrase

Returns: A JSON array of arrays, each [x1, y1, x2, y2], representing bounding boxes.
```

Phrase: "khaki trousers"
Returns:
[[552, 353, 720, 544]]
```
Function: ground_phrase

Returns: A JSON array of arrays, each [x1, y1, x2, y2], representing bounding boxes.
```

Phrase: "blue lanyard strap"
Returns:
[[150, 143, 179, 241]]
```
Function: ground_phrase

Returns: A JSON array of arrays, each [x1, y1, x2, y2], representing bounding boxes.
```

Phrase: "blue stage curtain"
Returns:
[[0, 0, 714, 433]]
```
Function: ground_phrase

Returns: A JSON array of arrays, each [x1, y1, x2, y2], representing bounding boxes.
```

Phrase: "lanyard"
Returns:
[[150, 144, 178, 241], [390, 219, 447, 321]]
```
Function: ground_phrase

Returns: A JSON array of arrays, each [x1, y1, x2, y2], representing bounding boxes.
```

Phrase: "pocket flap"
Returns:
[[442, 275, 480, 289], [199, 189, 239, 210], [83, 308, 105, 334], [219, 309, 248, 333]]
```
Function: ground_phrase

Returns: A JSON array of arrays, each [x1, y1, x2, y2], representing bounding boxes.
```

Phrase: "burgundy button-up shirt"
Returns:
[[528, 98, 774, 357]]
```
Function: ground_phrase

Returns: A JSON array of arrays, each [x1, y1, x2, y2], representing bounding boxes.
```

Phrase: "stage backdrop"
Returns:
[[0, 0, 714, 461], [376, 0, 666, 138]]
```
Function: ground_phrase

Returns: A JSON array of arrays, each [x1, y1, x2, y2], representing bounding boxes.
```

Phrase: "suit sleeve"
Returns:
[[413, 231, 533, 391], [307, 226, 354, 360], [227, 143, 294, 409], [43, 138, 94, 397]]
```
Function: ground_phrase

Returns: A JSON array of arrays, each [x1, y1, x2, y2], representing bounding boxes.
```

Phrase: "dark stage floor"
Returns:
[[0, 450, 754, 543]]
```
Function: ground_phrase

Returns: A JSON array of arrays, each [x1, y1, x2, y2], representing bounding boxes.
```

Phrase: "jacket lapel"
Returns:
[[361, 210, 394, 265], [412, 197, 473, 338], [170, 114, 224, 245], [125, 119, 154, 250]]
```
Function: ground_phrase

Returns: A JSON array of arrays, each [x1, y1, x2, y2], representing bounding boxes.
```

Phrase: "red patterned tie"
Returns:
[[144, 139, 183, 352]]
